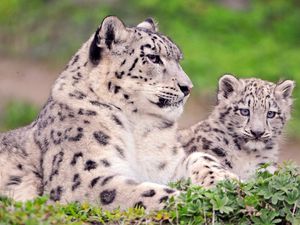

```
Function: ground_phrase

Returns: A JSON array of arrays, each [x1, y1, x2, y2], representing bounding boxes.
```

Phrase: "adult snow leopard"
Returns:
[[0, 16, 236, 211]]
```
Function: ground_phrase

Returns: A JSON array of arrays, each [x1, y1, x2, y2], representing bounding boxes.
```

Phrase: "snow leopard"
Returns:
[[179, 74, 295, 180]]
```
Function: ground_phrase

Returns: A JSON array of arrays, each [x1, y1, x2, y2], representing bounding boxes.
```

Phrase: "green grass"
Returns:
[[1, 164, 299, 224], [0, 101, 38, 132]]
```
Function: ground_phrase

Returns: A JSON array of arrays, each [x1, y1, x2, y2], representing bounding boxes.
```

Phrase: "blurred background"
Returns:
[[0, 0, 299, 162]]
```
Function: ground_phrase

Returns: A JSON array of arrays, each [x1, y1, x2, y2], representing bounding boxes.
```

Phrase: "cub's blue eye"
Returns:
[[239, 108, 250, 116], [267, 111, 276, 119], [147, 54, 162, 64]]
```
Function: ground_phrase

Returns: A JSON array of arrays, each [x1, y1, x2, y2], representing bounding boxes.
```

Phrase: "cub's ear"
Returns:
[[137, 18, 158, 32], [274, 80, 295, 100], [217, 74, 240, 101], [89, 16, 128, 65]]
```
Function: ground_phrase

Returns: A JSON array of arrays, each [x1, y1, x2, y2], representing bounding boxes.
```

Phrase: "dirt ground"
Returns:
[[0, 57, 299, 164]]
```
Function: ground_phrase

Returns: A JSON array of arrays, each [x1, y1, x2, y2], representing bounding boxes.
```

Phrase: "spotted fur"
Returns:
[[0, 16, 235, 211], [179, 74, 295, 180]]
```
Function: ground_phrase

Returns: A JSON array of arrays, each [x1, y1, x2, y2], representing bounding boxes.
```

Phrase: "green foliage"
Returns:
[[168, 163, 300, 224], [0, 101, 38, 131], [0, 164, 299, 224]]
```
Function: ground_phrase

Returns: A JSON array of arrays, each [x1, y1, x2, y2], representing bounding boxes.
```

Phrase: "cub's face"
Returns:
[[217, 75, 295, 149], [89, 16, 192, 121]]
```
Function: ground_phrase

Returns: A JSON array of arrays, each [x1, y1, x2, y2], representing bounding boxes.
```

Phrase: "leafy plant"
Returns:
[[0, 163, 299, 224]]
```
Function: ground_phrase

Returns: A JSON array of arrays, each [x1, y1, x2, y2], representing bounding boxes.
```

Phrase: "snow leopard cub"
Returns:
[[179, 74, 295, 180]]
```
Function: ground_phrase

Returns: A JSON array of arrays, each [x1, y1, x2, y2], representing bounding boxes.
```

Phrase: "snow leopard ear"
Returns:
[[274, 80, 295, 100], [89, 16, 128, 65], [218, 74, 240, 101], [137, 18, 158, 32]]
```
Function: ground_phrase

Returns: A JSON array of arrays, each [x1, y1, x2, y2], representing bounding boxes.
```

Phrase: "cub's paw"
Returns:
[[187, 153, 239, 188], [191, 164, 238, 188]]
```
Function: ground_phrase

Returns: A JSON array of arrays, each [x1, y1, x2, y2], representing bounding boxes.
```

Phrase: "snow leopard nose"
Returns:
[[250, 130, 265, 139], [178, 84, 192, 97]]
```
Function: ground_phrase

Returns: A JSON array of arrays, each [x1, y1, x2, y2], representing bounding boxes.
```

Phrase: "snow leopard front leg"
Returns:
[[176, 152, 239, 187], [54, 173, 179, 211]]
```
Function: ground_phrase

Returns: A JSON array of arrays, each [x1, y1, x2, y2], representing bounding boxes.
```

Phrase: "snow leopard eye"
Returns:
[[239, 108, 250, 116], [147, 54, 163, 64], [267, 111, 276, 119]]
